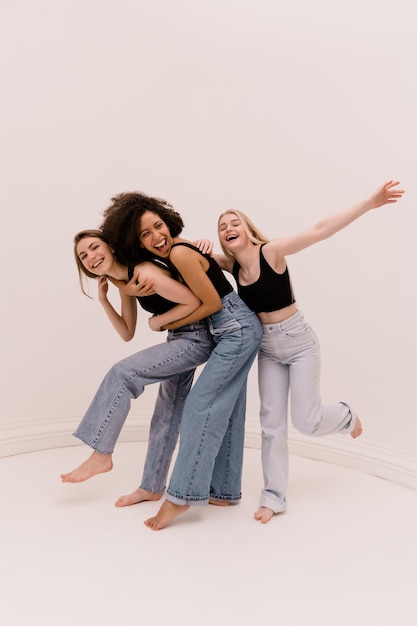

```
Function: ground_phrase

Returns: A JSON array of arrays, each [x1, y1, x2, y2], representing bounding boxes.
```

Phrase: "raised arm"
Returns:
[[98, 276, 138, 341], [268, 180, 404, 258]]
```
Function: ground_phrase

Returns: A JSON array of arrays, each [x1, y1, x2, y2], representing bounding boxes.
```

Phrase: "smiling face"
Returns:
[[138, 211, 173, 258], [218, 211, 247, 251], [218, 209, 269, 259], [76, 236, 115, 277]]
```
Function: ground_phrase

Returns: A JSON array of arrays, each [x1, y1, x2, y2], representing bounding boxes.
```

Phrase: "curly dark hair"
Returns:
[[100, 191, 184, 265]]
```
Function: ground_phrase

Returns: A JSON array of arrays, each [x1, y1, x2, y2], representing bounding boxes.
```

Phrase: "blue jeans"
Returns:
[[257, 310, 356, 513], [74, 322, 214, 492], [140, 369, 195, 494], [166, 291, 263, 505]]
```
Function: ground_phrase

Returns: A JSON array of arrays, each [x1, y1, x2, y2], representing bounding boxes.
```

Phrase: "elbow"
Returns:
[[123, 332, 135, 342], [206, 297, 222, 316]]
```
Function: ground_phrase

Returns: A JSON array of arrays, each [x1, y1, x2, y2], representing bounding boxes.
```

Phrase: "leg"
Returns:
[[286, 315, 359, 437], [145, 294, 262, 529], [209, 382, 247, 503], [167, 320, 261, 503], [61, 324, 213, 483], [115, 370, 195, 506], [255, 334, 290, 520]]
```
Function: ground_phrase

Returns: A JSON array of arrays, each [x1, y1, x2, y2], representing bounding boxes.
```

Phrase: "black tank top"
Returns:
[[171, 242, 233, 298], [128, 261, 177, 315], [232, 244, 295, 313]]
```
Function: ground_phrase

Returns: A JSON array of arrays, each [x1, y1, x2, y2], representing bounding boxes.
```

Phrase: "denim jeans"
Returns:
[[166, 291, 263, 505], [74, 322, 214, 497], [257, 310, 356, 513], [140, 369, 195, 493]]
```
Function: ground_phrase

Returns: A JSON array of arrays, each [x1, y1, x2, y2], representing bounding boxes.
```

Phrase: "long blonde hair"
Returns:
[[217, 210, 269, 260]]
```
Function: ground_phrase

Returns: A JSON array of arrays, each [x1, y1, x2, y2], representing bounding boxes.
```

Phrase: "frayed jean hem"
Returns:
[[72, 432, 113, 455]]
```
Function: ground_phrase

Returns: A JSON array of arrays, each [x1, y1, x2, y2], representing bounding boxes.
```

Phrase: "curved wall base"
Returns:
[[1, 416, 416, 492]]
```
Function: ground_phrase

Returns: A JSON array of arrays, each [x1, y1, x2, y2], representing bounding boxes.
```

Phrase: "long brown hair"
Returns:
[[73, 229, 112, 297]]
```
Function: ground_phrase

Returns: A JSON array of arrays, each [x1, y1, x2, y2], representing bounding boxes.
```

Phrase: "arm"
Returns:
[[212, 252, 233, 273], [98, 276, 138, 341], [194, 239, 234, 273], [163, 245, 223, 330], [144, 266, 202, 330], [108, 262, 202, 331], [266, 180, 404, 259]]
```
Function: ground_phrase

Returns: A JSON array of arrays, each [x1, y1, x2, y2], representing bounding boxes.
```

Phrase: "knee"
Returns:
[[292, 415, 319, 436]]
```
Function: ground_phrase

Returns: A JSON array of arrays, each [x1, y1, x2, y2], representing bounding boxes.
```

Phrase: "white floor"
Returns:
[[1, 442, 416, 626]]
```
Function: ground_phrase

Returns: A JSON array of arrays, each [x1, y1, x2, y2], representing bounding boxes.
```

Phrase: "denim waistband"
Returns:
[[220, 290, 241, 307], [171, 320, 208, 333], [262, 309, 303, 331]]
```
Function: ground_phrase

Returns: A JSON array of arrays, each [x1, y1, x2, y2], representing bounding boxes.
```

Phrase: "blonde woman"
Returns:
[[212, 180, 404, 523]]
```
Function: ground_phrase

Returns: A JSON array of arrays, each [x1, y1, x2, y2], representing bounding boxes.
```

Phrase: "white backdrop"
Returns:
[[1, 1, 416, 470]]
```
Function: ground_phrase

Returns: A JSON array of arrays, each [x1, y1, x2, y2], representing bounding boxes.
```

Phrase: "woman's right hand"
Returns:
[[109, 275, 156, 297], [195, 239, 214, 255], [98, 276, 109, 303]]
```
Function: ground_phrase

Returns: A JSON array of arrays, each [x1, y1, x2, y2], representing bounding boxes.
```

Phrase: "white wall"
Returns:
[[1, 1, 416, 476]]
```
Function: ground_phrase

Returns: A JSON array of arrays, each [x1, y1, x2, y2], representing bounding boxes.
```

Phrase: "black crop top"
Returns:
[[128, 261, 177, 315], [170, 242, 234, 298], [232, 244, 295, 313]]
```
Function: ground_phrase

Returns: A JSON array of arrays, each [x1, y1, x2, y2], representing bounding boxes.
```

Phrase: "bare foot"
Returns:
[[254, 506, 274, 524], [208, 498, 230, 507], [350, 415, 363, 439], [115, 488, 162, 507], [60, 451, 113, 483], [144, 500, 190, 531]]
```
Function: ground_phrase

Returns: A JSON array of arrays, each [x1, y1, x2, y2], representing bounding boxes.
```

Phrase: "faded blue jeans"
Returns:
[[257, 310, 357, 513], [74, 322, 214, 493], [166, 291, 263, 505]]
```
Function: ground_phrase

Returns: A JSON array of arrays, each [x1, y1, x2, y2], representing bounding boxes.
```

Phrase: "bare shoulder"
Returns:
[[171, 241, 197, 254], [261, 240, 286, 270], [135, 261, 170, 278], [170, 242, 202, 263]]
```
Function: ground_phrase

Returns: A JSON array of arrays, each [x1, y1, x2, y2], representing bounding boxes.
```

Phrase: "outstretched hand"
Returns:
[[371, 180, 405, 208]]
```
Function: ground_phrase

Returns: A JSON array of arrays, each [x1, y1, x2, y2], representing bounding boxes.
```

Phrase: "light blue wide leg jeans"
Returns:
[[74, 322, 214, 469], [166, 292, 263, 505], [257, 310, 356, 513], [139, 369, 195, 493]]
